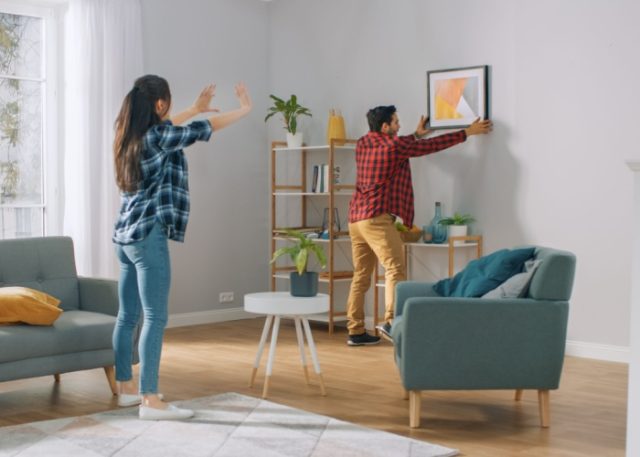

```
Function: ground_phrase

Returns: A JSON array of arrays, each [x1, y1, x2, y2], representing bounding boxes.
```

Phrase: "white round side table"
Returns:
[[244, 292, 329, 398]]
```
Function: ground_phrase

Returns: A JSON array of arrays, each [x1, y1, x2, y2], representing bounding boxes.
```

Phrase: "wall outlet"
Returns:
[[219, 292, 234, 303]]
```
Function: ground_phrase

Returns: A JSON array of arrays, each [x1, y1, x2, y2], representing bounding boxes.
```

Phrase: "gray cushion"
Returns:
[[527, 247, 576, 301], [0, 237, 80, 311], [482, 259, 541, 299], [0, 310, 116, 363]]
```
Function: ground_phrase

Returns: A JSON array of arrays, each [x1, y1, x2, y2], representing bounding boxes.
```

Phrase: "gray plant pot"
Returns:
[[290, 271, 318, 297]]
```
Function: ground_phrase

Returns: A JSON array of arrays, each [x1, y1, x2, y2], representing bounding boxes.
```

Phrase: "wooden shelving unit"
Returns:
[[270, 139, 357, 333]]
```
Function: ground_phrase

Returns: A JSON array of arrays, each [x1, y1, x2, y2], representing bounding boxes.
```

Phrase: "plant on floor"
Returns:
[[264, 94, 311, 135], [270, 229, 326, 275]]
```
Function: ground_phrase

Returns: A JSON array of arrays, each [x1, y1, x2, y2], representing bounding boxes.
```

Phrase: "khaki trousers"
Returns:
[[346, 213, 406, 335]]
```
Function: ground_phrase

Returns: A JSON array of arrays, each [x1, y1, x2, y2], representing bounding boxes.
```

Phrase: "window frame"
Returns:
[[0, 1, 60, 238]]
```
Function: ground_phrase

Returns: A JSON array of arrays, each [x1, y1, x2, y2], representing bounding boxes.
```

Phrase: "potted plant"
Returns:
[[270, 229, 327, 297], [438, 213, 475, 245], [264, 94, 312, 148]]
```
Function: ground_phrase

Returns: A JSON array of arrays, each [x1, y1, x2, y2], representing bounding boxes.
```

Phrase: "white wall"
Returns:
[[268, 0, 640, 352], [140, 0, 270, 316]]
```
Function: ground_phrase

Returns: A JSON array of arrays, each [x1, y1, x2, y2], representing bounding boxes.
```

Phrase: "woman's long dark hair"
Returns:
[[114, 75, 171, 192]]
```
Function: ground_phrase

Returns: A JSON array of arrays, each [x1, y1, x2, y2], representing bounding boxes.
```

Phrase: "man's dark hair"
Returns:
[[366, 105, 396, 132]]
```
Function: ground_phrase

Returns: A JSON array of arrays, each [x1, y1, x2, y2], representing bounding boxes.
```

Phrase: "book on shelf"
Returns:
[[311, 165, 319, 193], [311, 163, 340, 193]]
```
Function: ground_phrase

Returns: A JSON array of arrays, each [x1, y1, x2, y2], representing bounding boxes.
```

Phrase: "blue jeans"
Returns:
[[113, 223, 171, 394]]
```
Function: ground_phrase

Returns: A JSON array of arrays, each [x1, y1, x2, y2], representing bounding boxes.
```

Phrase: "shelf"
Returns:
[[274, 236, 351, 243], [273, 227, 321, 234], [273, 191, 354, 196], [405, 242, 479, 248], [273, 144, 356, 152]]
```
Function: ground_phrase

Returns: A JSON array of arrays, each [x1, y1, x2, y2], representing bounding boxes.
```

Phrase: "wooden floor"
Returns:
[[0, 318, 628, 456]]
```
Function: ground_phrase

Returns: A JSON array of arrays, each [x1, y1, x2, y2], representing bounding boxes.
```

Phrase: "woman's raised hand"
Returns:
[[193, 84, 219, 114], [235, 82, 252, 113]]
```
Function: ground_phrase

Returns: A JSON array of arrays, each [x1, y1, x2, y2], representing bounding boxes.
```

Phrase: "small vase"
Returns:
[[290, 271, 318, 297], [286, 132, 304, 148], [427, 202, 447, 244]]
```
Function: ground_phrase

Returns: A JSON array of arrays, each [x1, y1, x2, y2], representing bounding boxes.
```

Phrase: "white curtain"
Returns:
[[64, 0, 143, 278]]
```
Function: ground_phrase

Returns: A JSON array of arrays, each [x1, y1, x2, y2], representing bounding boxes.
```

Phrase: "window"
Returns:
[[0, 4, 57, 239]]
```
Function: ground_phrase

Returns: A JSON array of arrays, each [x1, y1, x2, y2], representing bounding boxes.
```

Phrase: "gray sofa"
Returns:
[[392, 246, 576, 428], [0, 236, 122, 394]]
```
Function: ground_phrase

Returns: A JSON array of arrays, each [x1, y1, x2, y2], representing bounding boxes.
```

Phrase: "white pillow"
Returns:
[[482, 259, 542, 299]]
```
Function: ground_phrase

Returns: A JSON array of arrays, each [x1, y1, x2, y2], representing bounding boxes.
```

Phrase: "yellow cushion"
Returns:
[[0, 287, 62, 326]]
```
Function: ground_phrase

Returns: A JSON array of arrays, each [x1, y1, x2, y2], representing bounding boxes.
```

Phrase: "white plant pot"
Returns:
[[447, 225, 468, 245], [286, 132, 304, 148]]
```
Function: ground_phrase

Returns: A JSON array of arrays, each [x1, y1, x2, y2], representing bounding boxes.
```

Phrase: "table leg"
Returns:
[[249, 315, 273, 388], [294, 317, 310, 384], [263, 315, 281, 398], [301, 318, 326, 396]]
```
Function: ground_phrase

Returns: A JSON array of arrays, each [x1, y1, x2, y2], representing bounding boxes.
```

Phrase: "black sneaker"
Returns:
[[376, 322, 393, 341], [347, 332, 381, 346]]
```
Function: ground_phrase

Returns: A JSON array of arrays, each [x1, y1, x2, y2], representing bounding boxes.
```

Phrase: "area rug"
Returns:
[[0, 393, 457, 457]]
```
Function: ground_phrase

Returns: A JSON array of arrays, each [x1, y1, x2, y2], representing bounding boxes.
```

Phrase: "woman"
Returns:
[[112, 75, 251, 420]]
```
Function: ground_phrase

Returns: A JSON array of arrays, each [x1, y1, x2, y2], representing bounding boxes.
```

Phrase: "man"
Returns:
[[346, 106, 492, 346]]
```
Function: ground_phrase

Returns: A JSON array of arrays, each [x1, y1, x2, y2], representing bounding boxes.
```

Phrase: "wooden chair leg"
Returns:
[[402, 388, 409, 400], [515, 389, 523, 401], [53, 373, 61, 383], [409, 390, 421, 428], [104, 366, 117, 396], [538, 389, 550, 428]]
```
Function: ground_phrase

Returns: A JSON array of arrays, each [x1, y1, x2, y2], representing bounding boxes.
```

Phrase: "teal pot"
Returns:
[[290, 271, 318, 297]]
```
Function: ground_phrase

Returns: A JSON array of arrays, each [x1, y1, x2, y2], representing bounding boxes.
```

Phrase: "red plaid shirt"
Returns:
[[349, 130, 466, 226]]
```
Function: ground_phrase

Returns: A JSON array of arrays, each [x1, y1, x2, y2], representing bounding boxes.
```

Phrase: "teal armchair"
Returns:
[[391, 246, 576, 428]]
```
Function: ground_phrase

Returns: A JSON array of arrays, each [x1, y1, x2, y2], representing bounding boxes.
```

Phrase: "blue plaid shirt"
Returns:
[[113, 119, 213, 244]]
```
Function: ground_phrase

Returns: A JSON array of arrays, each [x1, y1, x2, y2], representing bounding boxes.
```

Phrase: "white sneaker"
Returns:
[[117, 392, 164, 407], [139, 404, 194, 421]]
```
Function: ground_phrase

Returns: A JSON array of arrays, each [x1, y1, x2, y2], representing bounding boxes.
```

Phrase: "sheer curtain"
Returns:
[[64, 0, 143, 278]]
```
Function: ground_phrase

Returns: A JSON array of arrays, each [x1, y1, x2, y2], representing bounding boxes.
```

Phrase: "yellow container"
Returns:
[[326, 109, 346, 145]]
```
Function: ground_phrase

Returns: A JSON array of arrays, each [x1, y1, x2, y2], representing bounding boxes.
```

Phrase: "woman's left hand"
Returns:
[[235, 82, 252, 113], [193, 84, 219, 114]]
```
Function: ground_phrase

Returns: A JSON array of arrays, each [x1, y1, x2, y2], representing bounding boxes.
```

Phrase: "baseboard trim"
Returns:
[[167, 307, 254, 329], [168, 312, 630, 364], [565, 340, 629, 363]]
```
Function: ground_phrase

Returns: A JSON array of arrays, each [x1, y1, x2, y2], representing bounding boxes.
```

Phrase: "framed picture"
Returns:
[[426, 65, 489, 129]]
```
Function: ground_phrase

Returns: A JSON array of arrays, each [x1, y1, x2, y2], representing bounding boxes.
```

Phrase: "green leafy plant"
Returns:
[[270, 230, 327, 275], [0, 160, 19, 199], [264, 94, 311, 135], [438, 213, 475, 226]]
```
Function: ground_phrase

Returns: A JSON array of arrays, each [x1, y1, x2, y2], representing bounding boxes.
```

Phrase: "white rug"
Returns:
[[0, 393, 457, 457]]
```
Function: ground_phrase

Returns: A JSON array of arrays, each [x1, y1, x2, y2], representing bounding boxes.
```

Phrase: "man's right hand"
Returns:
[[414, 115, 431, 138], [464, 118, 493, 136]]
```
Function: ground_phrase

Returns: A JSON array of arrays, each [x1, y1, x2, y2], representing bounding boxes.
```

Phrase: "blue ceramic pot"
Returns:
[[290, 271, 318, 297]]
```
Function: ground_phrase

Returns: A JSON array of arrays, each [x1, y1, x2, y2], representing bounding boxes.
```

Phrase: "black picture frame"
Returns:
[[426, 65, 489, 130]]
